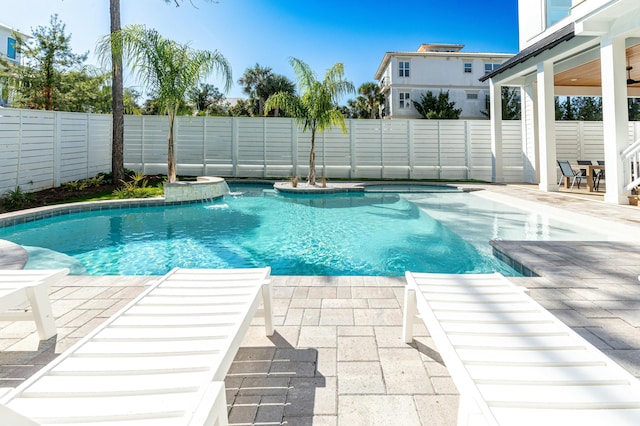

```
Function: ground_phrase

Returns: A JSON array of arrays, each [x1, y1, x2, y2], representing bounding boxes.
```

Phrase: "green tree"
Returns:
[[264, 57, 354, 185], [123, 88, 143, 115], [57, 67, 111, 113], [412, 90, 461, 119], [238, 64, 272, 116], [481, 87, 520, 120], [345, 96, 369, 119], [99, 24, 231, 183], [629, 98, 640, 121], [12, 14, 88, 110], [357, 82, 384, 119], [560, 96, 576, 120], [107, 0, 218, 184], [573, 96, 602, 121], [260, 74, 295, 117], [228, 98, 253, 117], [188, 83, 226, 115]]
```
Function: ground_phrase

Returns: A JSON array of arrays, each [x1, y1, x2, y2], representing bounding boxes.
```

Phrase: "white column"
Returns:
[[536, 60, 557, 191], [600, 36, 629, 204], [489, 79, 503, 182], [521, 84, 538, 183]]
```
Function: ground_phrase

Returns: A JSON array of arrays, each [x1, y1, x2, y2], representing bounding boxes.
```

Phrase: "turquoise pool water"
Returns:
[[0, 185, 601, 276]]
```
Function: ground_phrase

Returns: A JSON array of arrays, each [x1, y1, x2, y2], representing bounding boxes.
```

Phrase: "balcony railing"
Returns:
[[622, 138, 640, 191]]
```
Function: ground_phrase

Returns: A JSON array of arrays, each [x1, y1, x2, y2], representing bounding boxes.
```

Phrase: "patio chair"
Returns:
[[0, 267, 274, 425], [0, 269, 69, 340], [557, 160, 585, 190], [402, 272, 640, 425], [595, 160, 605, 191]]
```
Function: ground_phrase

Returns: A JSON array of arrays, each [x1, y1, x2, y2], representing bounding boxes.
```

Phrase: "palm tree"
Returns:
[[107, 0, 217, 184], [98, 24, 231, 183], [264, 58, 354, 185], [358, 82, 384, 119], [109, 0, 124, 184], [260, 74, 295, 117], [238, 64, 272, 116]]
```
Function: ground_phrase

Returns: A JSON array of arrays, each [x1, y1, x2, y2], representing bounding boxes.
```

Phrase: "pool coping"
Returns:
[[0, 196, 225, 229]]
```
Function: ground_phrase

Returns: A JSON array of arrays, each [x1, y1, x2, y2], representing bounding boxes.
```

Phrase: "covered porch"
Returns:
[[484, 0, 640, 205]]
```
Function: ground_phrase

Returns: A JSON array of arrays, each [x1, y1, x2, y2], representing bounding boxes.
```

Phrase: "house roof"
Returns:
[[479, 23, 576, 82]]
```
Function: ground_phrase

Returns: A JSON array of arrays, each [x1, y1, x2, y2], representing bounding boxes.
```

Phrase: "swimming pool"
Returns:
[[0, 184, 608, 276]]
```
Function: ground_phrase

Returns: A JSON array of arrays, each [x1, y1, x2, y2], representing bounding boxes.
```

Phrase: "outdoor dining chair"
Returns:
[[557, 160, 585, 190]]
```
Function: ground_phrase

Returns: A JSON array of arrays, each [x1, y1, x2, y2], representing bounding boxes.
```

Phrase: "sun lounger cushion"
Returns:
[[403, 272, 640, 425], [0, 267, 273, 425]]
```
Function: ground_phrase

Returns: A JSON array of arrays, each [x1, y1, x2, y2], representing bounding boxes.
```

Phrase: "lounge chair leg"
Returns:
[[402, 286, 417, 344], [25, 285, 57, 340], [262, 281, 274, 337]]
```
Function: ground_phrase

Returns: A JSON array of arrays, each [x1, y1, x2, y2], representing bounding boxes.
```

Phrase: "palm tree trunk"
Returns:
[[308, 127, 316, 185], [110, 0, 125, 184], [167, 110, 177, 183]]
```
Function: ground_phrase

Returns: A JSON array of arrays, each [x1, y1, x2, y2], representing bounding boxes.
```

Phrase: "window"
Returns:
[[399, 92, 411, 109], [484, 63, 501, 75], [464, 63, 472, 73], [546, 0, 571, 27], [467, 93, 478, 100], [7, 38, 16, 60], [399, 61, 410, 77]]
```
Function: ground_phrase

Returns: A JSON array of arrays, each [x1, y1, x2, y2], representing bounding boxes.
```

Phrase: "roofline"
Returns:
[[374, 51, 516, 80], [0, 22, 28, 37], [479, 23, 575, 82]]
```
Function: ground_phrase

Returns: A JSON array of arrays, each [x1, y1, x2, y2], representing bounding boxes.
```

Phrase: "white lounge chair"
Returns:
[[0, 269, 69, 340], [403, 271, 640, 425], [0, 267, 273, 425]]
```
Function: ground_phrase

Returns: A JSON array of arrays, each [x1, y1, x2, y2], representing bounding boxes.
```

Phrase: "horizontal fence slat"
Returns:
[[3, 108, 639, 195]]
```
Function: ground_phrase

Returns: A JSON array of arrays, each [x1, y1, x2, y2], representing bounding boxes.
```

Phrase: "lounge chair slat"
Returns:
[[403, 271, 640, 425], [1, 267, 272, 425]]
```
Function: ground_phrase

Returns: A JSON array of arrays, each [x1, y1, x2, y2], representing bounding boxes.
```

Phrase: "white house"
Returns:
[[374, 43, 514, 119], [484, 0, 640, 205], [0, 22, 27, 107]]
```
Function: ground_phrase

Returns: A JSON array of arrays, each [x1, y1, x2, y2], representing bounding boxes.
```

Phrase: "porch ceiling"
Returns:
[[555, 43, 640, 88]]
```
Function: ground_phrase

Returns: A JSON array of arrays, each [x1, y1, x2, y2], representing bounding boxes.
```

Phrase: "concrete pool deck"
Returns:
[[1, 183, 639, 425]]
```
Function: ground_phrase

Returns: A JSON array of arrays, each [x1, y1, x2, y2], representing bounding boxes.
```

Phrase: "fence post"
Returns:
[[465, 120, 471, 180], [577, 121, 584, 159], [291, 119, 298, 178], [85, 113, 90, 179], [202, 117, 207, 175], [349, 119, 356, 178], [54, 112, 62, 187], [437, 120, 442, 180], [141, 116, 146, 174], [232, 117, 238, 177], [408, 120, 414, 179]]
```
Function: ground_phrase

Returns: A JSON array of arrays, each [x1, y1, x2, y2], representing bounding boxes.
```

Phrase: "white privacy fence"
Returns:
[[3, 108, 640, 196], [0, 109, 111, 195], [123, 116, 526, 182]]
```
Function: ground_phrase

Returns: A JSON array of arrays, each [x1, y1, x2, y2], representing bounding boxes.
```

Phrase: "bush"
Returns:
[[1, 187, 35, 211], [62, 174, 106, 192], [112, 171, 157, 199]]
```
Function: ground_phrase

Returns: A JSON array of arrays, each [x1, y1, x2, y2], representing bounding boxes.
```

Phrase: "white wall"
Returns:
[[382, 54, 509, 119]]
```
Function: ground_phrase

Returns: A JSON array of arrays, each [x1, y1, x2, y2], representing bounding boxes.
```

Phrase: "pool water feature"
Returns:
[[0, 185, 608, 276]]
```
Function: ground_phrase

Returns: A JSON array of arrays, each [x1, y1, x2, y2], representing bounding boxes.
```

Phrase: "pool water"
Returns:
[[0, 185, 604, 276]]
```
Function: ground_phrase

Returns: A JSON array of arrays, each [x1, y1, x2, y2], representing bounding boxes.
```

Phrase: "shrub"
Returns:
[[1, 187, 35, 211]]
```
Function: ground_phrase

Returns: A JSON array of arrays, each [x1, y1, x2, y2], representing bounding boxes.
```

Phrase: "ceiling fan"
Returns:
[[627, 66, 640, 85]]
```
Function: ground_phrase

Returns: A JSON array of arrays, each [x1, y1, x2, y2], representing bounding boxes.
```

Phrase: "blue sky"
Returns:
[[4, 0, 519, 101]]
